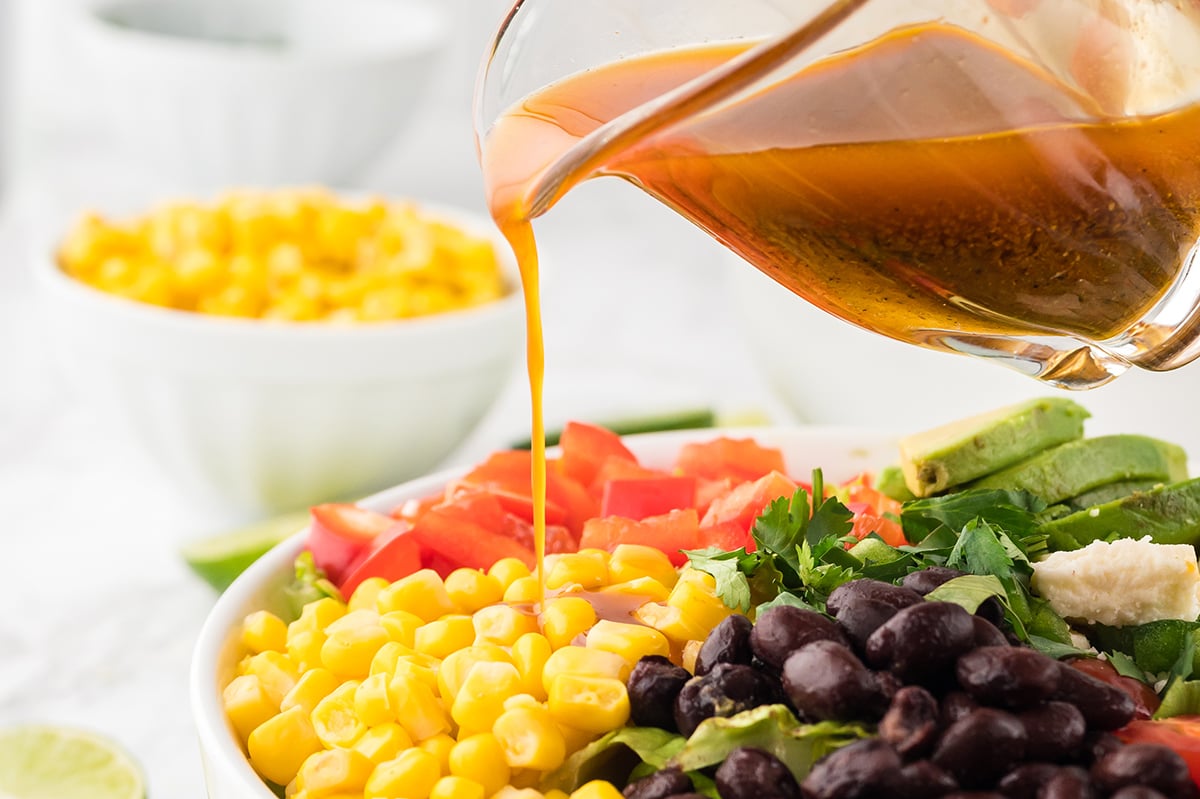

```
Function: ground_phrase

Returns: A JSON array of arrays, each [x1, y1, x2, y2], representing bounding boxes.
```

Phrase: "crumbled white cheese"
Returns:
[[1031, 536, 1200, 627]]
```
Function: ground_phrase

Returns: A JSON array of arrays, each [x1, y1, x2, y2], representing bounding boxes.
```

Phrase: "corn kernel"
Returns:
[[349, 577, 391, 613], [667, 570, 734, 631], [502, 694, 542, 712], [431, 775, 486, 799], [493, 706, 566, 771], [369, 641, 412, 678], [419, 732, 457, 772], [295, 597, 348, 633], [364, 748, 441, 799], [451, 661, 522, 734], [555, 721, 596, 755], [241, 651, 299, 707], [547, 675, 630, 734], [585, 620, 670, 667], [570, 781, 625, 799], [223, 674, 277, 743], [541, 597, 597, 650], [288, 629, 328, 673], [449, 734, 511, 796], [280, 668, 339, 717], [295, 748, 374, 797], [493, 788, 544, 799], [503, 576, 543, 604], [545, 789, 570, 799], [633, 603, 709, 645], [247, 705, 323, 787], [312, 681, 366, 748], [546, 552, 609, 591], [389, 671, 450, 742], [415, 615, 476, 659], [473, 605, 539, 647], [599, 577, 670, 604], [681, 640, 703, 674], [377, 570, 456, 622], [353, 722, 413, 765], [322, 618, 390, 680], [541, 647, 629, 695], [242, 610, 288, 654], [354, 672, 395, 727], [511, 633, 553, 700], [488, 559, 531, 592], [379, 610, 425, 646], [445, 568, 505, 613], [438, 645, 514, 701], [608, 545, 679, 588], [393, 657, 441, 693]]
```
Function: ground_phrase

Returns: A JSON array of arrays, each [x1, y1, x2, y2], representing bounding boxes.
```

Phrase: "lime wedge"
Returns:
[[182, 510, 310, 591], [0, 726, 145, 799]]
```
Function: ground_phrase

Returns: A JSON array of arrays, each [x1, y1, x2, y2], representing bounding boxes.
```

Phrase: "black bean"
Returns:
[[1109, 789, 1169, 799], [623, 768, 691, 799], [900, 567, 966, 595], [827, 578, 923, 616], [975, 597, 1006, 628], [940, 792, 1005, 798], [932, 708, 1027, 788], [879, 685, 940, 759], [956, 646, 1061, 709], [658, 794, 708, 799], [971, 616, 1009, 649], [695, 614, 754, 676], [1019, 701, 1086, 763], [997, 763, 1063, 799], [673, 663, 779, 737], [1053, 663, 1136, 731], [714, 747, 801, 799], [1075, 732, 1124, 766], [799, 739, 903, 799], [834, 597, 904, 653], [895, 760, 958, 798], [1091, 743, 1196, 796], [750, 606, 850, 669], [1039, 766, 1095, 799], [781, 640, 886, 723], [865, 602, 976, 686], [627, 655, 691, 731], [939, 691, 978, 726]]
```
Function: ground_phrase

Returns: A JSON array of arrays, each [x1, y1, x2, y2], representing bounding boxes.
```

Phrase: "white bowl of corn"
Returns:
[[38, 188, 523, 517], [189, 426, 896, 799]]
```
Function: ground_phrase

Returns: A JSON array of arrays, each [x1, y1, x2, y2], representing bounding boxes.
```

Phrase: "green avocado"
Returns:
[[1066, 478, 1167, 511], [898, 398, 1090, 497], [967, 435, 1187, 504], [876, 465, 916, 502], [1040, 477, 1200, 551]]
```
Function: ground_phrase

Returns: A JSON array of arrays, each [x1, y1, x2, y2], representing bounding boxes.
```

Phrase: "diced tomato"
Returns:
[[546, 464, 601, 535], [410, 501, 535, 571], [694, 476, 737, 518], [601, 476, 697, 520], [390, 494, 440, 522], [846, 510, 907, 548], [697, 521, 754, 553], [560, 421, 638, 486], [423, 553, 461, 579], [451, 449, 595, 536], [445, 484, 568, 527], [700, 471, 799, 532], [579, 508, 700, 566], [675, 437, 786, 483], [1116, 718, 1200, 786], [428, 491, 510, 533], [588, 456, 665, 498], [841, 476, 904, 518], [338, 523, 421, 596], [307, 503, 396, 584]]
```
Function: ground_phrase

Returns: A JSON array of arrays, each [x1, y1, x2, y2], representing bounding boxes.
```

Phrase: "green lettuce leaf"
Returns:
[[541, 727, 684, 792]]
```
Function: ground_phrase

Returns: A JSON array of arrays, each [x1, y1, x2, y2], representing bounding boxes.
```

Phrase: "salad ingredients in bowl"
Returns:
[[194, 400, 1200, 798]]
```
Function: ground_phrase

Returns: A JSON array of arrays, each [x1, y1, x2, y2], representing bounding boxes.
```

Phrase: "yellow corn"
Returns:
[[608, 545, 678, 588], [377, 570, 456, 622], [555, 721, 596, 754], [388, 671, 451, 742], [502, 694, 542, 712], [247, 705, 323, 787], [349, 577, 391, 613], [541, 597, 598, 650], [681, 640, 703, 674], [438, 645, 514, 701], [449, 734, 511, 797], [241, 610, 288, 654], [393, 656, 441, 693], [312, 681, 367, 748], [472, 605, 539, 646], [541, 647, 630, 695], [295, 748, 374, 797], [369, 641, 412, 678], [451, 661, 523, 734], [353, 722, 413, 765], [599, 577, 670, 604], [667, 569, 734, 631], [287, 629, 328, 673], [570, 781, 625, 799], [633, 603, 710, 645], [431, 775, 486, 799], [493, 705, 566, 771], [488, 558, 532, 592], [545, 789, 570, 799], [585, 620, 671, 667], [354, 672, 395, 727], [222, 674, 277, 743], [364, 748, 441, 799], [547, 675, 630, 734], [545, 552, 609, 591], [415, 615, 476, 659], [294, 597, 348, 633], [503, 576, 543, 604], [445, 568, 504, 613], [493, 788, 544, 799], [419, 733, 457, 772], [322, 619, 390, 680], [379, 610, 425, 647], [511, 634, 553, 700], [280, 668, 339, 717], [240, 651, 299, 707]]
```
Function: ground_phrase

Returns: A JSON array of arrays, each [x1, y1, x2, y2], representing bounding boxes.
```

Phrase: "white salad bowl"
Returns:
[[190, 425, 897, 799]]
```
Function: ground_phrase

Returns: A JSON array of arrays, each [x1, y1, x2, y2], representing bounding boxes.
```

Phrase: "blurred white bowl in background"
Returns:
[[36, 203, 523, 520], [73, 0, 448, 186]]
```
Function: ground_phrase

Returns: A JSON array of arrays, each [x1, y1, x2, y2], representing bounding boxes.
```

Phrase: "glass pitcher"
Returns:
[[475, 0, 1200, 389]]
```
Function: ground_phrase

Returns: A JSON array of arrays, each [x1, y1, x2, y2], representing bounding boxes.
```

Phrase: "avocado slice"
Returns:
[[1066, 478, 1167, 511], [876, 465, 916, 502], [898, 398, 1090, 497], [1040, 477, 1200, 551], [967, 435, 1187, 504]]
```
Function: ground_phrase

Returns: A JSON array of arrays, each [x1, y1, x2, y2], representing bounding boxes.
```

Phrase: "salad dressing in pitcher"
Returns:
[[481, 22, 1200, 585]]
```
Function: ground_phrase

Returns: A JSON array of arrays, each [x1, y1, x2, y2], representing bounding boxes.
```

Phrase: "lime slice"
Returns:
[[0, 726, 145, 799], [182, 510, 310, 591]]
